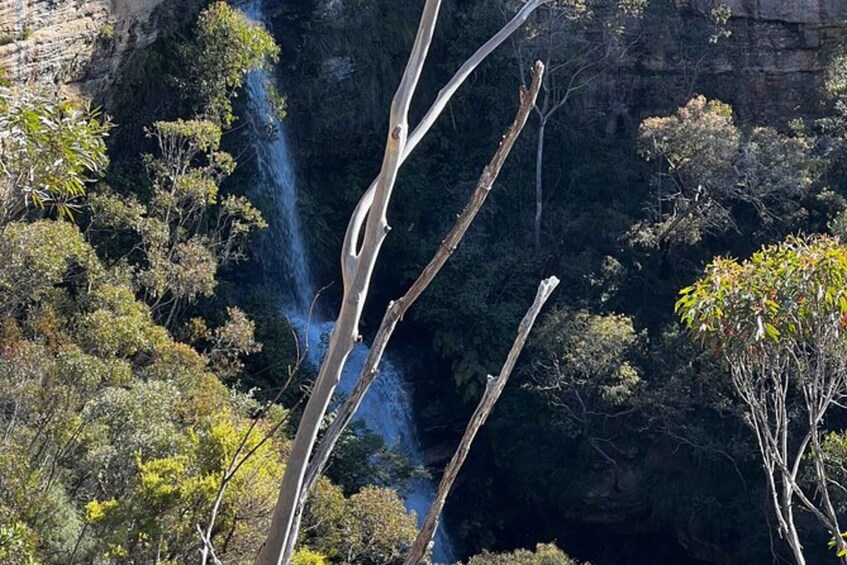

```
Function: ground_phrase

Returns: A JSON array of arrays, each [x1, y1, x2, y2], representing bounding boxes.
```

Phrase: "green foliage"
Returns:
[[78, 283, 170, 357], [303, 482, 418, 564], [342, 486, 418, 563], [189, 306, 263, 379], [822, 432, 847, 515], [90, 118, 266, 327], [826, 48, 847, 114], [0, 86, 110, 224], [83, 410, 287, 563], [708, 3, 732, 43], [677, 234, 847, 561], [634, 96, 815, 248], [0, 220, 100, 316], [530, 308, 643, 410], [0, 215, 281, 562], [292, 547, 330, 565], [0, 217, 412, 563], [0, 505, 37, 565], [183, 1, 280, 127], [465, 542, 580, 564], [97, 23, 116, 42], [676, 234, 847, 356], [326, 421, 420, 494], [418, 239, 543, 399]]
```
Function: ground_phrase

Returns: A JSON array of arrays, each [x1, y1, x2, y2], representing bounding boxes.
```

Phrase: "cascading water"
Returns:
[[240, 3, 455, 562]]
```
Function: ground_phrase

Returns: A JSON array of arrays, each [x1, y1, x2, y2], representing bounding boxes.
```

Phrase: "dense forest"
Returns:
[[5, 0, 847, 563]]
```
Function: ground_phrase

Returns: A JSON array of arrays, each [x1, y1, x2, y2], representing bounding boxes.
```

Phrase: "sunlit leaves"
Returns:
[[530, 308, 643, 412], [0, 504, 37, 565], [77, 284, 168, 357], [292, 547, 330, 565], [677, 233, 847, 565], [633, 96, 815, 248], [676, 234, 847, 357], [304, 483, 418, 564], [183, 1, 280, 127], [465, 542, 579, 564], [0, 87, 110, 224], [0, 220, 100, 316], [94, 119, 267, 326]]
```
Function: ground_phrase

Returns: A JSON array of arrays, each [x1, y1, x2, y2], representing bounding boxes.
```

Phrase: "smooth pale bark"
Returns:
[[735, 351, 847, 564], [299, 61, 545, 509], [267, 3, 548, 563], [534, 117, 546, 249], [532, 80, 578, 250], [343, 0, 546, 268], [256, 1, 443, 562], [405, 276, 560, 564]]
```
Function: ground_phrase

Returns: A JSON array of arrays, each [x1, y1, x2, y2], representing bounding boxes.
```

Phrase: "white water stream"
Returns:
[[241, 3, 455, 562]]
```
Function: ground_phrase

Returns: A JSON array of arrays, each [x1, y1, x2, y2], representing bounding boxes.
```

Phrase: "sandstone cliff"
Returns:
[[636, 0, 847, 120], [0, 0, 166, 99]]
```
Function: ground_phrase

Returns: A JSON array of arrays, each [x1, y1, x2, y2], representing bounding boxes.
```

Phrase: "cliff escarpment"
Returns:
[[0, 0, 167, 99], [645, 0, 847, 120]]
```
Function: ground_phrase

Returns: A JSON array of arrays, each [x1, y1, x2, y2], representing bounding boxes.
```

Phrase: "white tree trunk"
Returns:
[[534, 117, 546, 249], [258, 3, 547, 563], [264, 0, 545, 565], [299, 60, 544, 508], [342, 0, 545, 267], [405, 276, 560, 564], [256, 1, 443, 561]]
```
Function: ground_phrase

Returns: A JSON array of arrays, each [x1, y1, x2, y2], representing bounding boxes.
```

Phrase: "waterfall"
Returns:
[[240, 3, 455, 562]]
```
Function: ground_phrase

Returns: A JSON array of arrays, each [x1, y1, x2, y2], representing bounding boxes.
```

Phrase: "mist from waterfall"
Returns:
[[240, 2, 455, 562]]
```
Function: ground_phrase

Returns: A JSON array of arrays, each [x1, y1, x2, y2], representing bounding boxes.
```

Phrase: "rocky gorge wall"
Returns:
[[2, 0, 845, 118], [0, 0, 167, 99], [630, 0, 847, 121]]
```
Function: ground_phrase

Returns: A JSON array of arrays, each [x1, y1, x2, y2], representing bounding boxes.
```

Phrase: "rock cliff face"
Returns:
[[0, 0, 166, 99], [632, 0, 847, 121], [2, 0, 845, 118]]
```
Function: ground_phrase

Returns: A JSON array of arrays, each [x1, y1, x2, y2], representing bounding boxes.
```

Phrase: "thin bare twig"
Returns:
[[405, 276, 560, 564]]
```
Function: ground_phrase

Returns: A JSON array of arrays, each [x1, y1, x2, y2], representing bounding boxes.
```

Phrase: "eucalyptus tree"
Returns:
[[513, 0, 648, 248], [89, 119, 266, 328], [0, 86, 110, 228], [527, 307, 642, 467], [257, 0, 554, 562], [677, 235, 847, 563], [634, 96, 815, 249]]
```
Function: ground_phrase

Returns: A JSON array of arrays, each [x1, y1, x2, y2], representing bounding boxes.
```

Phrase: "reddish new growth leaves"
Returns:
[[676, 234, 847, 363]]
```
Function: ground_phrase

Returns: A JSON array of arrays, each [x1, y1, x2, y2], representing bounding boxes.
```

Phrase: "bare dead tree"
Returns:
[[405, 276, 560, 564], [257, 2, 548, 563], [257, 3, 443, 561], [282, 62, 546, 549]]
